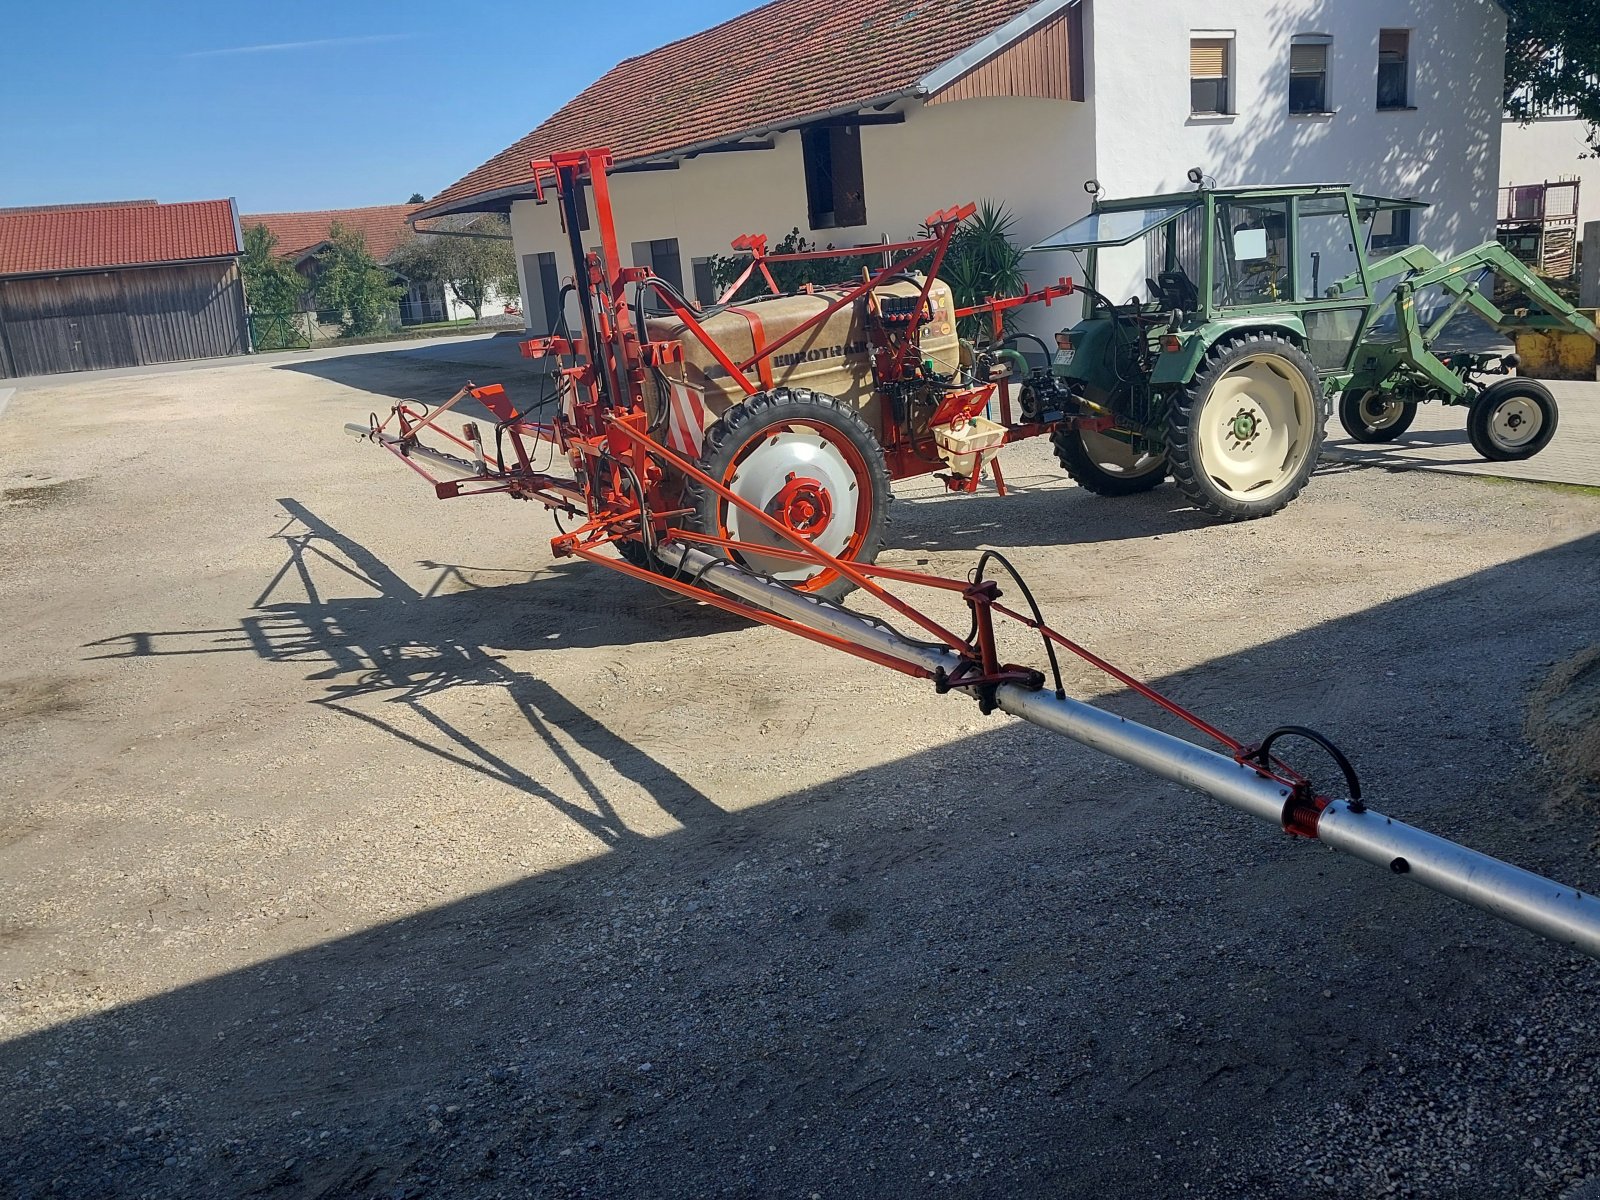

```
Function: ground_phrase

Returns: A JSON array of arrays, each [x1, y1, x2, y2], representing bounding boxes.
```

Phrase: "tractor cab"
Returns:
[[1031, 184, 1427, 378]]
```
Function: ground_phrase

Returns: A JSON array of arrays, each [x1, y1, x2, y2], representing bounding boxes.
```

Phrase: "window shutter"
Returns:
[[1290, 42, 1327, 73], [1379, 29, 1408, 61], [1191, 39, 1228, 78]]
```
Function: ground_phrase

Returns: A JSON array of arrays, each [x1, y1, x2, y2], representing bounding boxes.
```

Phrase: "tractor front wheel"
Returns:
[[1166, 335, 1326, 520], [1338, 389, 1417, 443], [1053, 425, 1167, 496], [1466, 379, 1558, 461], [687, 387, 891, 603]]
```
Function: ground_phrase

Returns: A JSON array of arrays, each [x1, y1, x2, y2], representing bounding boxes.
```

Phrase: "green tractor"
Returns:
[[1023, 179, 1600, 519]]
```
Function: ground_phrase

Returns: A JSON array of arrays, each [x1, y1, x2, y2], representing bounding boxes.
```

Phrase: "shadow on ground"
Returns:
[[15, 515, 1600, 1199], [275, 335, 551, 412], [83, 499, 741, 847]]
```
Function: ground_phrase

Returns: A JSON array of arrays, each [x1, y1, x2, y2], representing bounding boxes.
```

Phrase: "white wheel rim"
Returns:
[[1357, 392, 1405, 431], [1196, 353, 1317, 502], [1079, 428, 1165, 478], [723, 428, 861, 584], [1489, 396, 1544, 449]]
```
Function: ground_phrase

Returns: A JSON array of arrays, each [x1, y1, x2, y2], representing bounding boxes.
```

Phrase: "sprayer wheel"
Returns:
[[686, 387, 891, 603]]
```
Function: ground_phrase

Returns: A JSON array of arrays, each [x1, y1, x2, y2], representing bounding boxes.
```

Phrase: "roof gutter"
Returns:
[[410, 220, 514, 240]]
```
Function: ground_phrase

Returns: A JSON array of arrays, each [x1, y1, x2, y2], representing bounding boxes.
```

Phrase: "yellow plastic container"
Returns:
[[934, 416, 1007, 479], [1513, 309, 1599, 381]]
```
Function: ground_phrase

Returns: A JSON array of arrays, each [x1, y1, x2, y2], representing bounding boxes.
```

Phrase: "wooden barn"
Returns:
[[0, 198, 248, 378]]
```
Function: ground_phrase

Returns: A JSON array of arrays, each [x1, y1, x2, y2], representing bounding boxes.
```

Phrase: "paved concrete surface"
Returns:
[[1325, 379, 1600, 489], [5, 330, 539, 393]]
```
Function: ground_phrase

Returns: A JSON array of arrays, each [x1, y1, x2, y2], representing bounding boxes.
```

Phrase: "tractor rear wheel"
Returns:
[[1166, 334, 1326, 520], [1338, 389, 1417, 443], [1052, 425, 1167, 496], [1466, 379, 1558, 461], [686, 387, 891, 603]]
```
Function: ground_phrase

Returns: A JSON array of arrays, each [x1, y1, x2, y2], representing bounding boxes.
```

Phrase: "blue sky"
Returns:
[[1, 0, 750, 212]]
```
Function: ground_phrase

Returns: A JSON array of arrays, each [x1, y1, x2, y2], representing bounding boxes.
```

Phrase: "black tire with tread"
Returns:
[[1166, 333, 1327, 521], [1466, 378, 1559, 462], [1338, 389, 1418, 443], [1051, 425, 1167, 496], [687, 387, 891, 603]]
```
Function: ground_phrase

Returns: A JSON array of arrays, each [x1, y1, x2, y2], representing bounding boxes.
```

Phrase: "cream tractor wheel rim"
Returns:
[[1079, 427, 1165, 478], [1357, 391, 1407, 432], [1196, 353, 1317, 502], [1488, 395, 1544, 450]]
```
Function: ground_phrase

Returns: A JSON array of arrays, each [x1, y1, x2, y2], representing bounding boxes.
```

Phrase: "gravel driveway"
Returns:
[[1, 348, 1598, 1198]]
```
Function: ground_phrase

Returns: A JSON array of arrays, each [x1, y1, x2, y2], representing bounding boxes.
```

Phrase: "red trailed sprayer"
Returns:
[[349, 148, 1600, 962]]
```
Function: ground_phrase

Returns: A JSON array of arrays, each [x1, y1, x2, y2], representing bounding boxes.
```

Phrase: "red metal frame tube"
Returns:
[[606, 418, 970, 653]]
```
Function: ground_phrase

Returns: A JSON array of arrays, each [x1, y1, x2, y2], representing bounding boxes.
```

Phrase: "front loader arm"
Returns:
[[1344, 241, 1600, 400]]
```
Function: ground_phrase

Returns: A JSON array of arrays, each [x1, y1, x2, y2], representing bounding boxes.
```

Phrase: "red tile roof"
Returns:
[[421, 0, 1039, 217], [242, 205, 423, 264], [0, 199, 241, 277]]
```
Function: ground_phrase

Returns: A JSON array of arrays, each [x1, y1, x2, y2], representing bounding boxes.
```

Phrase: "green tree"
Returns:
[[1504, 0, 1600, 149], [239, 223, 308, 350], [389, 215, 518, 320], [314, 222, 404, 337], [407, 192, 426, 204]]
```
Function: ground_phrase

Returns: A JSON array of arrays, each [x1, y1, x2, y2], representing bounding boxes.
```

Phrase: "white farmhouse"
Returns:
[[416, 0, 1507, 337]]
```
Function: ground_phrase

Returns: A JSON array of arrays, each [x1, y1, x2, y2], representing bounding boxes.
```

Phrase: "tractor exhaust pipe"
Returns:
[[668, 544, 1600, 961]]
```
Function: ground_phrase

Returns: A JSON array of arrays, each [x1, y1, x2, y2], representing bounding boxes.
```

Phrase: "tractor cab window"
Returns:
[[1295, 196, 1365, 301], [1146, 204, 1205, 311], [1212, 199, 1290, 306]]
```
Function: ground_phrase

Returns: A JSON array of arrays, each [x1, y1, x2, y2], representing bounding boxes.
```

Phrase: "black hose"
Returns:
[[971, 550, 1066, 700]]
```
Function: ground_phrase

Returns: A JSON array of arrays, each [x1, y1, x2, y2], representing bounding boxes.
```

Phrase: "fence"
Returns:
[[248, 306, 406, 352]]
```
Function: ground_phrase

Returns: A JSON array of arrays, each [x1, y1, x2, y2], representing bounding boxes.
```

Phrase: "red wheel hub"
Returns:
[[768, 472, 833, 538]]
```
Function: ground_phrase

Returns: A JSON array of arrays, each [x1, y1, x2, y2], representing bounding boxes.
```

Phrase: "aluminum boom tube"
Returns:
[[671, 544, 1600, 961], [345, 424, 482, 479]]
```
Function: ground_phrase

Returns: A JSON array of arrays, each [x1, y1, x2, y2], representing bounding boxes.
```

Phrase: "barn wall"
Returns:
[[0, 260, 247, 377], [122, 261, 249, 365], [509, 94, 1096, 342]]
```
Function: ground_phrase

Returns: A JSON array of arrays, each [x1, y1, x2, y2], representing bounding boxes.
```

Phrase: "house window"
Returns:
[[691, 257, 716, 305], [631, 238, 684, 310], [1190, 37, 1232, 115], [1377, 30, 1410, 109], [802, 124, 867, 230], [1289, 36, 1331, 114], [533, 252, 561, 332], [1368, 206, 1415, 252]]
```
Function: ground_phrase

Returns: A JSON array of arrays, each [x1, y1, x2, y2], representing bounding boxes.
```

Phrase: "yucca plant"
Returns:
[[931, 201, 1027, 341]]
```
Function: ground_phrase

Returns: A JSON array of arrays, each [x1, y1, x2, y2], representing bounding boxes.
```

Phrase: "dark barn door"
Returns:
[[0, 274, 137, 375]]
